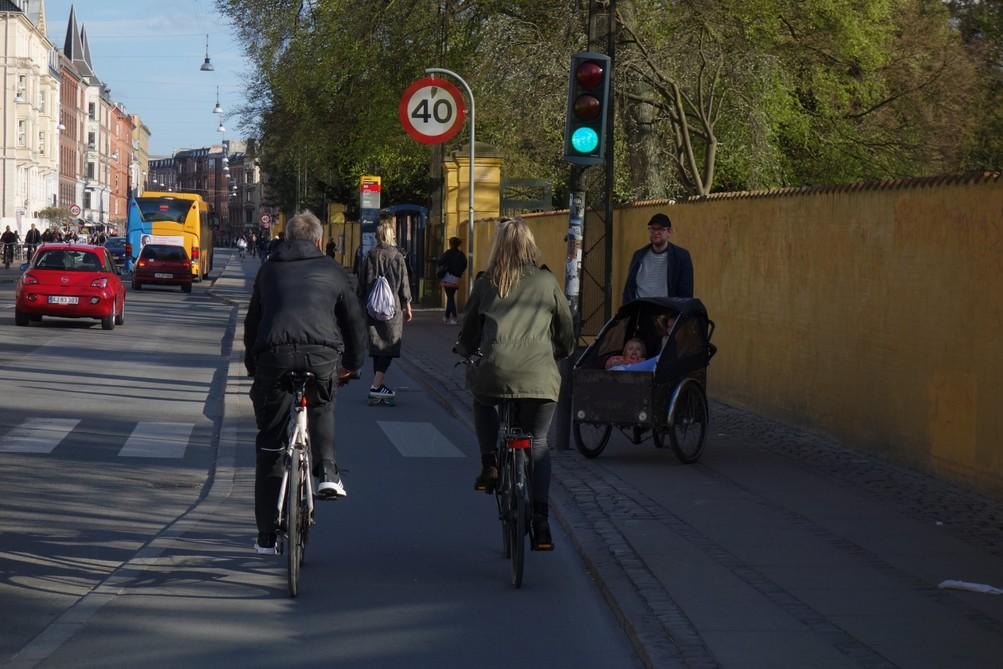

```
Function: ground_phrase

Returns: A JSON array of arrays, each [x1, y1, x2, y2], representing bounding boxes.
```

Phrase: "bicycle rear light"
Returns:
[[507, 437, 531, 450]]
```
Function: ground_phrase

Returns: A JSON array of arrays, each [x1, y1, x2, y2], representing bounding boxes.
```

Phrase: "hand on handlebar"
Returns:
[[337, 368, 361, 386]]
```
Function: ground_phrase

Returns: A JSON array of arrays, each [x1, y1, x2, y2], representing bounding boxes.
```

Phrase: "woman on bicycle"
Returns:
[[454, 218, 574, 550]]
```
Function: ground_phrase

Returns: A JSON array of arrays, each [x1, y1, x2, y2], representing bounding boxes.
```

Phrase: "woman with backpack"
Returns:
[[360, 221, 412, 403]]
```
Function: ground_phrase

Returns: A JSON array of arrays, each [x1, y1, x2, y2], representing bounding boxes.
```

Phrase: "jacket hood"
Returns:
[[269, 240, 323, 262]]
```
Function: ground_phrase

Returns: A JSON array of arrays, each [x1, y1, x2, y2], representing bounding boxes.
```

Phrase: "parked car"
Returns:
[[104, 236, 131, 266], [132, 244, 193, 293], [14, 244, 126, 330]]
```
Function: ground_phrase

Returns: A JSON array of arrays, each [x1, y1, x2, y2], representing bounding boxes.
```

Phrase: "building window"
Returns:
[[39, 91, 46, 113], [17, 74, 26, 98], [88, 102, 96, 120], [83, 191, 92, 209], [86, 162, 95, 179], [17, 120, 26, 146], [38, 132, 46, 155], [88, 132, 95, 149]]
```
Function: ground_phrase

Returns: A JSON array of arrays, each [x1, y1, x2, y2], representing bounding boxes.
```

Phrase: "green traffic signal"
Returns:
[[571, 127, 599, 153]]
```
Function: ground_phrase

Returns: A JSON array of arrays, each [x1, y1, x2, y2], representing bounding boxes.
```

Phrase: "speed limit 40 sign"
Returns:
[[399, 77, 466, 144]]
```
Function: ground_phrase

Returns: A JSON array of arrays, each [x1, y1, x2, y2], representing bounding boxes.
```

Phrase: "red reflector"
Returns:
[[125, 243, 132, 255], [138, 260, 146, 267], [299, 395, 308, 408], [508, 437, 532, 450], [191, 247, 200, 260]]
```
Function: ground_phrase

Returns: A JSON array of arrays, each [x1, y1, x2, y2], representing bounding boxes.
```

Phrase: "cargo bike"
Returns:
[[572, 297, 716, 462]]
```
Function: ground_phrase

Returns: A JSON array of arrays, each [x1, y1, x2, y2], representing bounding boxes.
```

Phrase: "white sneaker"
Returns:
[[317, 475, 348, 499], [448, 317, 458, 325], [254, 534, 279, 555]]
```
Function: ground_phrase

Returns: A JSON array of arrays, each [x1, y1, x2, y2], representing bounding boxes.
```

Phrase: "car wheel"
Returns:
[[14, 310, 29, 327], [102, 302, 115, 331], [29, 315, 42, 323], [182, 283, 192, 294], [115, 299, 125, 326]]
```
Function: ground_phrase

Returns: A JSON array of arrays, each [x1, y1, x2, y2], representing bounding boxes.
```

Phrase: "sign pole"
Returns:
[[424, 67, 475, 299]]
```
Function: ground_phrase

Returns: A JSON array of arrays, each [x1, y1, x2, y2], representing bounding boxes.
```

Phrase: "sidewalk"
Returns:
[[399, 310, 1003, 669]]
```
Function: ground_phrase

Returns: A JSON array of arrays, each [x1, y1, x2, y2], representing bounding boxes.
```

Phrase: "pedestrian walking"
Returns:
[[453, 218, 575, 550], [622, 212, 694, 303], [437, 236, 467, 325], [359, 221, 412, 404], [236, 236, 247, 258]]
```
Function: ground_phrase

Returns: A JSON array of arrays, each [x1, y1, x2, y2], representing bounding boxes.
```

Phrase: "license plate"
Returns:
[[48, 296, 79, 305], [154, 273, 173, 279]]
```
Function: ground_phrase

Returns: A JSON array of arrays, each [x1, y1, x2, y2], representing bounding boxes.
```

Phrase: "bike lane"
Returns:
[[8, 257, 642, 669]]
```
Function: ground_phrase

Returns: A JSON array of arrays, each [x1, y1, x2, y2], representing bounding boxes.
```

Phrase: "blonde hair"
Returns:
[[376, 221, 396, 247], [486, 218, 539, 299]]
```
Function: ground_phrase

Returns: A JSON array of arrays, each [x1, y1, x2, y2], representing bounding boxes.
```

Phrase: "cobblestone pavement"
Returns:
[[400, 310, 1003, 669]]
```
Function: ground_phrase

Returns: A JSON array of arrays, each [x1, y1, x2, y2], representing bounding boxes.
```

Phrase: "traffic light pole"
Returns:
[[425, 67, 476, 299], [555, 165, 586, 450]]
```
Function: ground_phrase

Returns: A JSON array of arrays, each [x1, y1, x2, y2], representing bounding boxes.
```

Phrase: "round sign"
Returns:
[[399, 77, 466, 145], [69, 204, 81, 216], [260, 213, 271, 225]]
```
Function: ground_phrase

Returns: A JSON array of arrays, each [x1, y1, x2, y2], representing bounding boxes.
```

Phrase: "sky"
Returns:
[[42, 0, 249, 157]]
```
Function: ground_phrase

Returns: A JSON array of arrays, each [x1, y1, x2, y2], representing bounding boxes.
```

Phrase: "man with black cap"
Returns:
[[622, 212, 694, 303]]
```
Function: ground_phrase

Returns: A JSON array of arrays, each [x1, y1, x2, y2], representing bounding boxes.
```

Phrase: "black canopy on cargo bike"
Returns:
[[572, 297, 716, 462]]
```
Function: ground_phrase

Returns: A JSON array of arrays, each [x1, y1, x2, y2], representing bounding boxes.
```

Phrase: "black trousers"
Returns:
[[444, 287, 459, 318], [250, 345, 340, 535], [472, 396, 557, 512], [373, 356, 393, 374]]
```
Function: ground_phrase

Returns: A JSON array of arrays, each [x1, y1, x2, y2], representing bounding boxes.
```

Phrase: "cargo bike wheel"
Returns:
[[653, 378, 708, 463], [573, 422, 612, 459]]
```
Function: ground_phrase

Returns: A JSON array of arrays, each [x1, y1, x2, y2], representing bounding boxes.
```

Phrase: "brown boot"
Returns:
[[474, 453, 498, 493]]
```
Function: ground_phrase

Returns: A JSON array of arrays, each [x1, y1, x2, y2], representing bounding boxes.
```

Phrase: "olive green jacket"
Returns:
[[455, 266, 575, 401]]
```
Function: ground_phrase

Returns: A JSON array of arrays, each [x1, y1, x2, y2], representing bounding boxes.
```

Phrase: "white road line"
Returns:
[[0, 418, 80, 454], [117, 422, 193, 458], [377, 421, 464, 458]]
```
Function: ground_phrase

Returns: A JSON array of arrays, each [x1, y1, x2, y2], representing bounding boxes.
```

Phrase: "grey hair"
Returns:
[[286, 210, 323, 242]]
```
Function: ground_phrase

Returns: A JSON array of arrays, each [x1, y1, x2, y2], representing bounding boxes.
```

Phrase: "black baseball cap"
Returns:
[[648, 213, 672, 229]]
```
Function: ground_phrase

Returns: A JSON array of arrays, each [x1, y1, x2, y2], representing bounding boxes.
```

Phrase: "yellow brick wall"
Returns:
[[515, 177, 1003, 495]]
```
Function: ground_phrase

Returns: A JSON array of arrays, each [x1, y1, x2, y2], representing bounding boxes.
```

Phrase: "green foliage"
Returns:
[[37, 206, 70, 226]]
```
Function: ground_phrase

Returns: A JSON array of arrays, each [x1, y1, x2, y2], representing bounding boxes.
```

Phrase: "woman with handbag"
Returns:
[[437, 236, 467, 325]]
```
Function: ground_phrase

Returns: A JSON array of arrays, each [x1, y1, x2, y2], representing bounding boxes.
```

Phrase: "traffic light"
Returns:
[[563, 51, 611, 166]]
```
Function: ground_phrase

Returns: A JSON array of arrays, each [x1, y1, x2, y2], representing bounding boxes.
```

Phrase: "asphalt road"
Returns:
[[0, 251, 641, 669]]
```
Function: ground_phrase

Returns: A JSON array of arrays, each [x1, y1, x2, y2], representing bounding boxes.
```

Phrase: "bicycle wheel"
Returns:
[[574, 422, 612, 459], [667, 379, 709, 464], [510, 449, 527, 589], [496, 449, 511, 559], [286, 453, 302, 597], [298, 454, 310, 567]]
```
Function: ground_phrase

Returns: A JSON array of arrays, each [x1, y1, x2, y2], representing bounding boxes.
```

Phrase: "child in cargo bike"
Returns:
[[606, 313, 676, 372]]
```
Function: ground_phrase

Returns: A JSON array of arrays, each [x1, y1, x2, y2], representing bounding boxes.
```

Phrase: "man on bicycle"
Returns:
[[2, 226, 20, 268], [244, 211, 367, 554]]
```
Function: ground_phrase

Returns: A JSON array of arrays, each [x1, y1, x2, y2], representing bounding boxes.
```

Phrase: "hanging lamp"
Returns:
[[200, 34, 214, 71], [213, 86, 223, 114]]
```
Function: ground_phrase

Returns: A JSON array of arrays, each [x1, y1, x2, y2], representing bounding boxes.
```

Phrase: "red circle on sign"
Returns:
[[69, 204, 81, 216], [399, 77, 466, 145]]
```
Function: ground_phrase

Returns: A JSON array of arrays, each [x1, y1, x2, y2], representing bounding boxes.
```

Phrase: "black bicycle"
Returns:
[[460, 353, 535, 588], [495, 401, 534, 588]]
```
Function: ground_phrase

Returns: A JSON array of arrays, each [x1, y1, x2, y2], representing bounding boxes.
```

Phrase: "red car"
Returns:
[[132, 244, 193, 293], [15, 244, 126, 330]]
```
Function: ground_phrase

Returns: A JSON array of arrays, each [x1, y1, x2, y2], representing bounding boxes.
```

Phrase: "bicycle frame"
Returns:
[[494, 401, 534, 588], [276, 391, 315, 529]]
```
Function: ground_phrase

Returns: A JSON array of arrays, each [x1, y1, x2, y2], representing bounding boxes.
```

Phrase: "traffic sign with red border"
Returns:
[[399, 77, 466, 145], [260, 213, 272, 225], [69, 204, 81, 217]]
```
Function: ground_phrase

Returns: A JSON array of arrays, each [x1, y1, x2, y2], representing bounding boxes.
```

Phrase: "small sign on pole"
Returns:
[[399, 77, 466, 145]]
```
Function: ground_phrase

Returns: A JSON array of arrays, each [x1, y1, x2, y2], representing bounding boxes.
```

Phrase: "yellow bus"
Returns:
[[132, 192, 215, 281]]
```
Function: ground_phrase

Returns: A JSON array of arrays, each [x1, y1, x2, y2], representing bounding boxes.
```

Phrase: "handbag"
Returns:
[[440, 272, 460, 288]]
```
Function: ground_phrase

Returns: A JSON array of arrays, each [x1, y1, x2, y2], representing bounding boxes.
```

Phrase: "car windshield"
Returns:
[[105, 238, 126, 250], [136, 197, 192, 223], [140, 245, 187, 262], [34, 250, 104, 272]]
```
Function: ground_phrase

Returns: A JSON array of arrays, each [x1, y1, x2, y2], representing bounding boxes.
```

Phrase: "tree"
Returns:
[[37, 206, 70, 229]]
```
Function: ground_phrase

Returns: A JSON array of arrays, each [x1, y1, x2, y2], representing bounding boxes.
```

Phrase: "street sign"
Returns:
[[260, 213, 271, 225], [69, 204, 81, 216], [399, 77, 466, 144]]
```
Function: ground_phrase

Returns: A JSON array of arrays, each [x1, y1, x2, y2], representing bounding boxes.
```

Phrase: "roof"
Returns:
[[0, 0, 24, 13]]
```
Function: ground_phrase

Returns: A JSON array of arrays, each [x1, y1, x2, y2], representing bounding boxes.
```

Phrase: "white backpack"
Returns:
[[366, 275, 396, 321]]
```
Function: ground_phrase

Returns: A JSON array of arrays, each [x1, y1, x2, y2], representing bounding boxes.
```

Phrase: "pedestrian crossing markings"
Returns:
[[0, 419, 194, 458]]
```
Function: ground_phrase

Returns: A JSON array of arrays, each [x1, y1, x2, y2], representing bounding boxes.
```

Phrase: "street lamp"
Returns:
[[200, 34, 214, 71], [213, 86, 223, 114], [217, 122, 226, 133]]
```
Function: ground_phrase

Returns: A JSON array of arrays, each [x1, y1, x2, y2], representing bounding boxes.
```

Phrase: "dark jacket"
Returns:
[[437, 248, 467, 279], [622, 243, 694, 304], [455, 266, 575, 401], [25, 229, 41, 244], [244, 240, 367, 375], [360, 245, 412, 357]]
